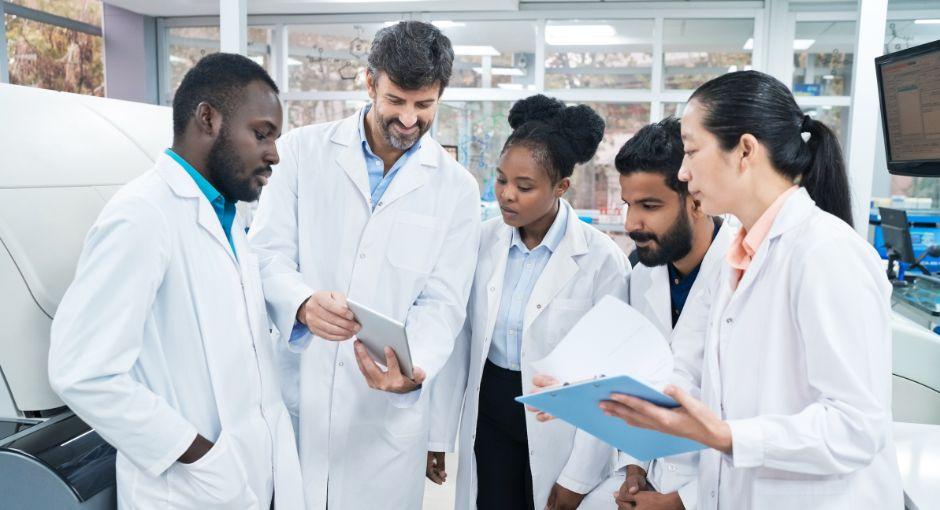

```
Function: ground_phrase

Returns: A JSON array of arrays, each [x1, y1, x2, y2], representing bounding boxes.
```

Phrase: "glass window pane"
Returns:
[[792, 21, 856, 97], [168, 26, 219, 95], [436, 20, 536, 89], [545, 20, 653, 90], [167, 26, 272, 100], [434, 101, 514, 198], [8, 0, 101, 26], [286, 100, 365, 131], [663, 19, 753, 91], [570, 103, 651, 210], [663, 102, 686, 118], [288, 23, 383, 92], [801, 105, 849, 152], [435, 101, 649, 212], [885, 20, 940, 54], [5, 14, 104, 95]]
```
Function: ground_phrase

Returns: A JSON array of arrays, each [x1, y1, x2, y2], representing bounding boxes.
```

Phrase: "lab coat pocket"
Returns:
[[169, 431, 259, 509], [751, 476, 849, 508], [385, 400, 427, 438], [544, 298, 593, 349], [386, 212, 443, 274]]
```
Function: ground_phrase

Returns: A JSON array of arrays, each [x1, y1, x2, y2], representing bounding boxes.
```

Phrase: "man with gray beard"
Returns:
[[249, 21, 481, 510]]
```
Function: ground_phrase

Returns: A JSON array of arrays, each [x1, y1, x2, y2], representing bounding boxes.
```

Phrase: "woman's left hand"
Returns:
[[599, 385, 733, 454]]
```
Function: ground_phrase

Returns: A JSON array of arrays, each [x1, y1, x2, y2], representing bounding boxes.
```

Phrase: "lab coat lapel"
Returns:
[[333, 113, 371, 209], [727, 189, 815, 309], [523, 204, 586, 333], [231, 222, 265, 343], [643, 265, 673, 336], [484, 225, 513, 351], [154, 156, 237, 267], [377, 145, 433, 209]]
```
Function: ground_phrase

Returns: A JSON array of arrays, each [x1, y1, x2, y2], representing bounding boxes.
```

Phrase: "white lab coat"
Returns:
[[48, 154, 304, 510], [248, 109, 482, 510], [430, 199, 630, 510], [580, 221, 732, 510], [696, 188, 903, 509]]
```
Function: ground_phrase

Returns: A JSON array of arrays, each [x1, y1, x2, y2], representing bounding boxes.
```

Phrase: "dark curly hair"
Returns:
[[368, 21, 454, 92], [614, 117, 687, 196], [502, 94, 605, 182], [172, 52, 278, 138]]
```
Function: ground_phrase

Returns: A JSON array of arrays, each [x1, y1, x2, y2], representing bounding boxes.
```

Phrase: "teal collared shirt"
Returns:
[[165, 149, 238, 257]]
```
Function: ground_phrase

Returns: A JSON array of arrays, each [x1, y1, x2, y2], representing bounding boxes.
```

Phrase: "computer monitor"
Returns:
[[876, 38, 940, 176], [880, 207, 916, 264]]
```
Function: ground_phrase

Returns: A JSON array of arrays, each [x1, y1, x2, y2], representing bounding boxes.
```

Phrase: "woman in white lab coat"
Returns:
[[429, 95, 630, 510], [596, 71, 904, 509]]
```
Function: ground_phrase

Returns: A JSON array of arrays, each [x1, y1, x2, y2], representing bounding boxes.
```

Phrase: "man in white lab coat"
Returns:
[[48, 53, 304, 509], [580, 118, 731, 510], [248, 21, 482, 510]]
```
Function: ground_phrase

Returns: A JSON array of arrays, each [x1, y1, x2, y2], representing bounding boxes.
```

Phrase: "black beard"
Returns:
[[630, 209, 694, 267], [206, 126, 266, 203]]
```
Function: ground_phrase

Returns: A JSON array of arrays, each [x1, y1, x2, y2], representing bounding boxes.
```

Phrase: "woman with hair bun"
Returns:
[[428, 95, 631, 510], [597, 71, 903, 509]]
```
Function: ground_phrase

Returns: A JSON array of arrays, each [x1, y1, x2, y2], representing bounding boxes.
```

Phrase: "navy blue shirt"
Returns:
[[667, 218, 722, 327]]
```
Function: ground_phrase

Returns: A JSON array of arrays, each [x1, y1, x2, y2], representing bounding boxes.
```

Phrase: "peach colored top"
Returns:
[[726, 186, 799, 289]]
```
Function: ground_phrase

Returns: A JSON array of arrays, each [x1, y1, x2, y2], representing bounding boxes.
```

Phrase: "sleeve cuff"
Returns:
[[727, 417, 765, 468], [677, 480, 698, 510], [427, 442, 454, 454], [287, 321, 312, 351], [386, 387, 422, 408], [555, 474, 596, 495]]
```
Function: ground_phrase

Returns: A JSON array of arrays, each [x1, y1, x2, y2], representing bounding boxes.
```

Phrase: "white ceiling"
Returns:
[[107, 0, 522, 17]]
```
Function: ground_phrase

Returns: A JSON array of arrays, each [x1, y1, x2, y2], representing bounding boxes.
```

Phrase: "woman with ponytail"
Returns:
[[428, 95, 630, 510], [597, 71, 903, 509]]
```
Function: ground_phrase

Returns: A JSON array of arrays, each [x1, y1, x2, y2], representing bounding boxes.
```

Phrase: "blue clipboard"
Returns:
[[515, 375, 706, 461]]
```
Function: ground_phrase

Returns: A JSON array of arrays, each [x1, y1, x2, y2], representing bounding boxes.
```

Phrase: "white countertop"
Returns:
[[895, 422, 940, 510]]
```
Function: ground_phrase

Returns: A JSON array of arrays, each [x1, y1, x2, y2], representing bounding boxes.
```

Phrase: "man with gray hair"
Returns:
[[249, 21, 481, 509]]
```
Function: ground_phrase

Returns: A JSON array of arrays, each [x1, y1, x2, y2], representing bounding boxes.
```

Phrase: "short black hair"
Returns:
[[368, 21, 454, 91], [172, 52, 279, 137], [615, 117, 687, 195], [503, 94, 605, 182]]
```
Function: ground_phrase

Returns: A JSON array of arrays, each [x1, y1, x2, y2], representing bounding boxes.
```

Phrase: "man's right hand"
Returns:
[[296, 291, 361, 340], [615, 464, 649, 508], [178, 434, 214, 464], [426, 451, 446, 485]]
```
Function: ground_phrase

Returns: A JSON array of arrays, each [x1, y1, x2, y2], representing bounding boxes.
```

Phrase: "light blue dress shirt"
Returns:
[[165, 148, 237, 256], [488, 202, 568, 371], [358, 104, 422, 209], [289, 106, 421, 343]]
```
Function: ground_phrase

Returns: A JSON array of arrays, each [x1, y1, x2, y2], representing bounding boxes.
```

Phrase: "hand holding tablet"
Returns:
[[347, 299, 421, 391]]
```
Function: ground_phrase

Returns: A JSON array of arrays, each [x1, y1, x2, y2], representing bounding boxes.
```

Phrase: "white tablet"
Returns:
[[347, 299, 414, 379]]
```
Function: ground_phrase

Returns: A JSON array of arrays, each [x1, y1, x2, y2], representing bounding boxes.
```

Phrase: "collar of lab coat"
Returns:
[[484, 199, 590, 334], [641, 219, 735, 336], [728, 187, 815, 299], [154, 153, 239, 266], [331, 109, 439, 209]]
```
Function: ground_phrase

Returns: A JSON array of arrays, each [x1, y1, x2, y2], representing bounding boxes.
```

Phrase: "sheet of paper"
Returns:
[[531, 295, 674, 387]]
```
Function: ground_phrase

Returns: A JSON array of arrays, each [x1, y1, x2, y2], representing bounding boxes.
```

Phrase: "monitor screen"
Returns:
[[876, 39, 940, 176]]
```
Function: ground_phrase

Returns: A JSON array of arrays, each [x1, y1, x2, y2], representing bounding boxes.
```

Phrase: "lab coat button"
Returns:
[[725, 318, 733, 324], [377, 201, 383, 207], [359, 253, 366, 259], [489, 286, 495, 292], [668, 464, 677, 472], [529, 449, 535, 455], [711, 491, 716, 498], [536, 304, 541, 309]]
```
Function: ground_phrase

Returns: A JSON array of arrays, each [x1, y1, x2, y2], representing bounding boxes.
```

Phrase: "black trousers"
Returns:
[[474, 360, 535, 510]]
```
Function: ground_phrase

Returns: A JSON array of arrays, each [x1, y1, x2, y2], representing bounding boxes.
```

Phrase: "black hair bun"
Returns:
[[507, 94, 566, 129], [556, 104, 605, 164]]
